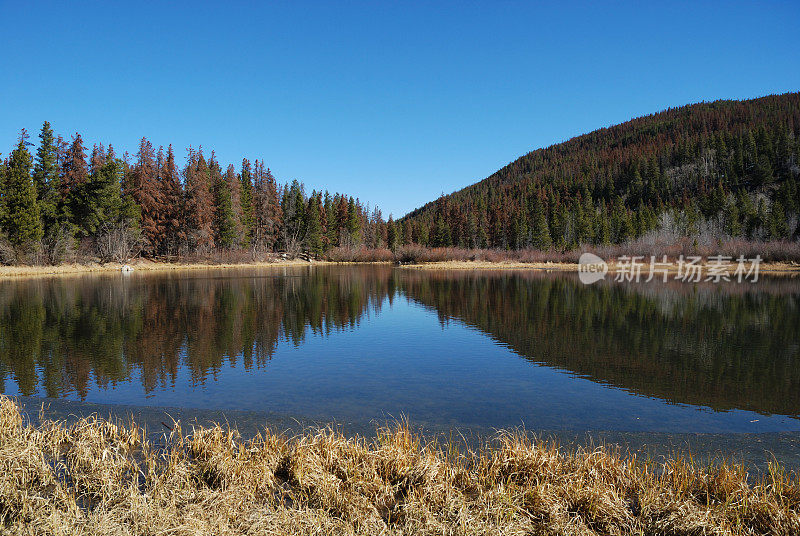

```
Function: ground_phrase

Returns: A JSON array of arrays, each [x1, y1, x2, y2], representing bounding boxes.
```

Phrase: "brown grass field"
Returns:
[[1, 397, 798, 535]]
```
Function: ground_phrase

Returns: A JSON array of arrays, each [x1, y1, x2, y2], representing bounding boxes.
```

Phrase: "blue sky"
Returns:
[[1, 1, 799, 218]]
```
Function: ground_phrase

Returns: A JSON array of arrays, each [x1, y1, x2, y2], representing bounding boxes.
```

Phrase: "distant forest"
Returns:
[[2, 93, 799, 265], [0, 124, 396, 263], [402, 93, 800, 250]]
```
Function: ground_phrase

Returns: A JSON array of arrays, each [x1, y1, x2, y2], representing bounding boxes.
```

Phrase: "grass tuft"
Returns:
[[0, 396, 797, 535]]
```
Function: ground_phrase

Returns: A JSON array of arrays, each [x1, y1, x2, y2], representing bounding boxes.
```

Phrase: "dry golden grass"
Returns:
[[0, 258, 325, 279], [399, 259, 800, 275], [0, 396, 798, 535]]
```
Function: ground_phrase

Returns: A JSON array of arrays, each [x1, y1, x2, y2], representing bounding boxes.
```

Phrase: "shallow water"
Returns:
[[1, 265, 799, 434]]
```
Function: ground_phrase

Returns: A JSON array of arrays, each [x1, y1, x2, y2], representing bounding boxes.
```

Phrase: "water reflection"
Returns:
[[0, 266, 798, 423], [400, 270, 800, 417], [0, 266, 394, 398]]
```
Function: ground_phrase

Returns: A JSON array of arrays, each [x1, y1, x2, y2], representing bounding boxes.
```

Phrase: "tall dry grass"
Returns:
[[0, 396, 798, 535], [325, 240, 800, 265]]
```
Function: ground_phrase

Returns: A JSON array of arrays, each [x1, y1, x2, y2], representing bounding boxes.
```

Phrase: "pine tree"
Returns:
[[304, 193, 323, 256], [60, 133, 89, 230], [209, 154, 237, 249], [225, 164, 243, 246], [160, 145, 183, 255], [32, 121, 60, 234], [346, 197, 360, 245], [531, 196, 551, 250], [184, 148, 215, 251], [334, 195, 348, 246], [598, 204, 611, 245], [240, 159, 254, 247], [320, 191, 330, 252], [3, 131, 43, 250], [768, 200, 789, 239], [724, 199, 742, 237], [252, 162, 281, 252], [130, 137, 163, 254], [402, 218, 412, 246], [387, 215, 399, 251], [83, 157, 140, 235], [0, 159, 7, 230], [90, 143, 107, 176]]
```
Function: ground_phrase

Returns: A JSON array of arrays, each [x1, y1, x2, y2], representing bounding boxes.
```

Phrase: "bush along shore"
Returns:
[[0, 397, 798, 535], [3, 241, 800, 279]]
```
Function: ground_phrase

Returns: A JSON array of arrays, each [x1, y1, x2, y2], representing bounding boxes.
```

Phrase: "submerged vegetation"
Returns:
[[0, 396, 798, 535]]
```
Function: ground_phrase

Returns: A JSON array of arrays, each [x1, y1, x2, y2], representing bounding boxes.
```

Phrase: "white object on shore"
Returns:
[[121, 264, 134, 273]]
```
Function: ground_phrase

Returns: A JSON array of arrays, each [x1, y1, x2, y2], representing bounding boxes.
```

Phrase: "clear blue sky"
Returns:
[[2, 1, 799, 218]]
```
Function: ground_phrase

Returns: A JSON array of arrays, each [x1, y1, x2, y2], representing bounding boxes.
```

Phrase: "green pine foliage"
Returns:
[[2, 132, 43, 250], [240, 159, 254, 247], [304, 193, 324, 256], [2, 122, 384, 264], [401, 93, 800, 249], [32, 121, 61, 235], [211, 157, 238, 249]]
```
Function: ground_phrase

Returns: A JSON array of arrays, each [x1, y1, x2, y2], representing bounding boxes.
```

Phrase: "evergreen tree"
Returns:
[[399, 218, 410, 246], [280, 180, 306, 252], [184, 148, 215, 251], [346, 197, 361, 245], [387, 215, 399, 251], [32, 121, 60, 234], [724, 199, 742, 237], [2, 131, 43, 250], [160, 145, 183, 255], [130, 137, 163, 254], [304, 193, 323, 256], [210, 155, 237, 249], [334, 195, 348, 246], [225, 164, 243, 245], [240, 159, 254, 247], [320, 191, 330, 251], [531, 197, 551, 250], [60, 133, 89, 230], [768, 200, 789, 239], [598, 205, 611, 245], [252, 162, 281, 251], [81, 158, 140, 235], [0, 159, 6, 230]]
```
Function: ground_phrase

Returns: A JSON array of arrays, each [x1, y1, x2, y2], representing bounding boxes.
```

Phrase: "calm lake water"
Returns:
[[1, 265, 799, 434]]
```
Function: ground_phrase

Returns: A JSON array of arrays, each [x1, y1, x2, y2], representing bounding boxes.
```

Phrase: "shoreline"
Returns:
[[0, 258, 333, 279], [11, 395, 800, 474], [1, 258, 799, 279], [400, 259, 800, 274]]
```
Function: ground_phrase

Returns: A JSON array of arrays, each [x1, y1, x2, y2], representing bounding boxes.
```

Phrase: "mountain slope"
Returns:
[[400, 93, 800, 249]]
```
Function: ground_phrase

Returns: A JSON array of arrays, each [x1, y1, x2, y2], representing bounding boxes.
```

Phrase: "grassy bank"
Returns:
[[1, 397, 798, 535], [2, 247, 799, 279], [0, 257, 326, 279]]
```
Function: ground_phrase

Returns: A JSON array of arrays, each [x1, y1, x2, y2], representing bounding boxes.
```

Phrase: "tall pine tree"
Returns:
[[2, 131, 43, 251]]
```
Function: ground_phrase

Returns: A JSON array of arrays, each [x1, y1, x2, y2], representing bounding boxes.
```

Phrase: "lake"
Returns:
[[1, 265, 799, 436]]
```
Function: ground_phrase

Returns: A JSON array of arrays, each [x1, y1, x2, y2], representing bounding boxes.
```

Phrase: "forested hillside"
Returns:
[[401, 93, 800, 250], [0, 124, 392, 264]]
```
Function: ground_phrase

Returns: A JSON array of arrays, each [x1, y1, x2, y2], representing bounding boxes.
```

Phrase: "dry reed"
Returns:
[[0, 396, 797, 535]]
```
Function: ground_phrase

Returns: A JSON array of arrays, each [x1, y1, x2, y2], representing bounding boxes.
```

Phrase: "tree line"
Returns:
[[3, 94, 799, 265], [0, 123, 400, 264], [401, 92, 800, 250]]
